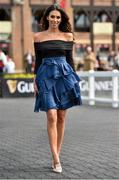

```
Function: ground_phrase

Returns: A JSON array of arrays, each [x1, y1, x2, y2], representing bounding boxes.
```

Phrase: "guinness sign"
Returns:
[[1, 78, 34, 97]]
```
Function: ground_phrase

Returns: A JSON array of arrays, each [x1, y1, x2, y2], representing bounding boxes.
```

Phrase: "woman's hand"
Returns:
[[33, 78, 39, 96]]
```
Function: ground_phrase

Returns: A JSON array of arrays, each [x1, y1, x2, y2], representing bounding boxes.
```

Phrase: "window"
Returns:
[[0, 9, 10, 21], [74, 10, 90, 32], [0, 9, 11, 55], [94, 11, 111, 22]]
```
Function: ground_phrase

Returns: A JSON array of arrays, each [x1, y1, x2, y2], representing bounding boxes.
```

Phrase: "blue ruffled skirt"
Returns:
[[34, 56, 82, 112]]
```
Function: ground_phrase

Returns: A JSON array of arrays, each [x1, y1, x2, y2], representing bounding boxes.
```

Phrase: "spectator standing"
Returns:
[[83, 46, 96, 71], [4, 56, 15, 73], [114, 50, 119, 70], [24, 51, 33, 73], [31, 55, 35, 73], [0, 49, 7, 73], [108, 50, 116, 70]]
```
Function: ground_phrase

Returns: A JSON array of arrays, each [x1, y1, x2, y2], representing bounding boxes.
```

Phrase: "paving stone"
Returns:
[[0, 98, 119, 179]]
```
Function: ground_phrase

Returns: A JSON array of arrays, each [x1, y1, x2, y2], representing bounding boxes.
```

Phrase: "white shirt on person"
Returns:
[[0, 51, 7, 66], [26, 53, 32, 64], [4, 59, 15, 73]]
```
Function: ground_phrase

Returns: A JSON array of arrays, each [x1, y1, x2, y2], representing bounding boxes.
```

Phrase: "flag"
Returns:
[[60, 0, 66, 9]]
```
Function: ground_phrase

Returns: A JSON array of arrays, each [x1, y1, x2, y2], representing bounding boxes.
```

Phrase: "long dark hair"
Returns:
[[40, 3, 72, 32]]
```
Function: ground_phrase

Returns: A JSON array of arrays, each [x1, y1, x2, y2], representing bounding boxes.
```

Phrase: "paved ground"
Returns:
[[0, 98, 119, 179]]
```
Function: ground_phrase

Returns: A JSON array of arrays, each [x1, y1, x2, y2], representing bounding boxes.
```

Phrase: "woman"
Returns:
[[33, 3, 82, 173]]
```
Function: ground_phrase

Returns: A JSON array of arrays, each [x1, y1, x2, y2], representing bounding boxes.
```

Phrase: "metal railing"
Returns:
[[77, 70, 119, 108]]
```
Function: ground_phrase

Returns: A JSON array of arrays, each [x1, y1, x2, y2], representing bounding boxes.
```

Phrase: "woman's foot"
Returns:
[[51, 155, 60, 169], [53, 162, 62, 173]]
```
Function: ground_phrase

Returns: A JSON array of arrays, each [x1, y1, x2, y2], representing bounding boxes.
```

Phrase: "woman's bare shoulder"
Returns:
[[34, 32, 46, 42], [64, 32, 73, 41]]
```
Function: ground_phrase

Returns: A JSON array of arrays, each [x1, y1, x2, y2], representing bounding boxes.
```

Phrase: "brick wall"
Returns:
[[11, 6, 23, 72]]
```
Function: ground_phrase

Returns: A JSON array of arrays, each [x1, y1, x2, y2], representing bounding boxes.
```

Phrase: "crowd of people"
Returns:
[[1, 46, 119, 74], [0, 49, 35, 74], [24, 46, 119, 73], [76, 46, 119, 71]]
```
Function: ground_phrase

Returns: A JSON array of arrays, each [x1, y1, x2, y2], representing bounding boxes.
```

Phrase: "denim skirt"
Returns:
[[34, 56, 82, 112]]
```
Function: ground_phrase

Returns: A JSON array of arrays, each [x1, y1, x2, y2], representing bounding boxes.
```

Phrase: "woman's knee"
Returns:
[[57, 111, 66, 124], [47, 109, 57, 125], [57, 117, 65, 124]]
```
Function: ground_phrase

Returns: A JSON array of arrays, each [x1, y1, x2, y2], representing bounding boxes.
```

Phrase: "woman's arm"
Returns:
[[66, 49, 75, 71], [65, 33, 75, 71], [33, 33, 43, 74]]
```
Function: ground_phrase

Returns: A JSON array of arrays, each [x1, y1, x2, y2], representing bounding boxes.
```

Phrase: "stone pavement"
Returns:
[[0, 98, 119, 179]]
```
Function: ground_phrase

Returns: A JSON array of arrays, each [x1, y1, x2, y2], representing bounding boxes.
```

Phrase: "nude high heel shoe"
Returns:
[[52, 163, 62, 173]]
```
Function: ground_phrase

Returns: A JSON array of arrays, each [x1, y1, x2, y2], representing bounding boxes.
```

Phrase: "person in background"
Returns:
[[31, 55, 35, 73], [83, 46, 96, 71], [0, 49, 7, 73], [24, 51, 33, 73], [4, 55, 15, 73], [108, 50, 116, 70], [114, 49, 119, 70]]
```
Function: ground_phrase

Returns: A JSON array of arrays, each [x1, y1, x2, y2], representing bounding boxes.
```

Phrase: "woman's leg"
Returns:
[[46, 109, 59, 164], [57, 110, 67, 156]]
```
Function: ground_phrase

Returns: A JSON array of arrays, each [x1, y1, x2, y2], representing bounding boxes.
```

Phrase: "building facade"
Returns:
[[0, 0, 119, 71]]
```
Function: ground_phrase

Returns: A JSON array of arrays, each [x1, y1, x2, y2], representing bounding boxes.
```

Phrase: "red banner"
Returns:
[[60, 0, 66, 9]]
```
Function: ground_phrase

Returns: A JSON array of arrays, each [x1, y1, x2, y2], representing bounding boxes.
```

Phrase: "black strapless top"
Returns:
[[34, 40, 75, 74]]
